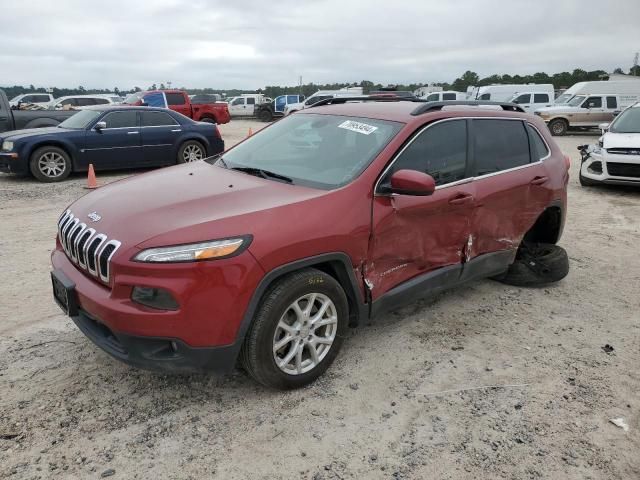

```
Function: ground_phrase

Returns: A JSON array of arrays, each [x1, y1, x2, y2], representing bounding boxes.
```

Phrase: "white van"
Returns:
[[422, 91, 467, 101], [554, 80, 640, 105], [470, 84, 554, 102], [508, 91, 554, 111], [284, 88, 364, 115]]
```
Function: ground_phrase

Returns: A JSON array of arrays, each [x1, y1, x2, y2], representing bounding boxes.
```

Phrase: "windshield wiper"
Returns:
[[231, 167, 293, 184]]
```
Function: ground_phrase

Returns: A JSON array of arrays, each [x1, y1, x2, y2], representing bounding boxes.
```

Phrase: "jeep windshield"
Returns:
[[610, 107, 640, 133], [209, 113, 402, 189], [57, 110, 101, 129]]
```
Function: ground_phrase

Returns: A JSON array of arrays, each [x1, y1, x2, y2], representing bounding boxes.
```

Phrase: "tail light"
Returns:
[[213, 126, 221, 139], [563, 154, 571, 170]]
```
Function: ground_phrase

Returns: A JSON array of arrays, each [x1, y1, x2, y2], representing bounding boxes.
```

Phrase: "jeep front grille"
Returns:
[[606, 148, 640, 156], [57, 210, 121, 284], [606, 162, 640, 178]]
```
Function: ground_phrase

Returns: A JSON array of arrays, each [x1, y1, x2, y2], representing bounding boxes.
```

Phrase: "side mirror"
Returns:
[[94, 121, 107, 131], [612, 110, 621, 118], [389, 169, 436, 196], [598, 123, 610, 133]]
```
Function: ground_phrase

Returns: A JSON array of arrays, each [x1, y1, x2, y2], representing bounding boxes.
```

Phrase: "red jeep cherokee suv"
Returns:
[[51, 99, 569, 389]]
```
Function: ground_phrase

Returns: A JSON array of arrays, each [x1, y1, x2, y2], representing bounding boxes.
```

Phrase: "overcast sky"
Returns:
[[2, 0, 639, 90]]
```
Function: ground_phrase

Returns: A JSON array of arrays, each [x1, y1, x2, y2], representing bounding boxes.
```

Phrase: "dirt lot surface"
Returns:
[[1, 119, 639, 480]]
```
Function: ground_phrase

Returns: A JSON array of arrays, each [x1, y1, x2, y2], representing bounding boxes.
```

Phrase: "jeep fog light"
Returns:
[[134, 237, 249, 263], [131, 287, 179, 310]]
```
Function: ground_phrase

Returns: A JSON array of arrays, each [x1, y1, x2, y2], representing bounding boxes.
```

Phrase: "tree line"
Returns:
[[2, 65, 639, 100]]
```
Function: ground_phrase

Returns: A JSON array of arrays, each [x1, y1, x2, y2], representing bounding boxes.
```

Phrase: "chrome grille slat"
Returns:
[[57, 211, 121, 285]]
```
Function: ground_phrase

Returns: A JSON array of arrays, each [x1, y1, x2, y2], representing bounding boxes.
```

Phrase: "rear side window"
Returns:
[[165, 93, 186, 106], [93, 98, 110, 105], [606, 96, 617, 109], [473, 119, 530, 175], [443, 93, 456, 100], [141, 111, 179, 127], [527, 124, 550, 160], [287, 95, 298, 104], [390, 119, 468, 186], [246, 98, 256, 105], [534, 93, 549, 103], [102, 111, 138, 128]]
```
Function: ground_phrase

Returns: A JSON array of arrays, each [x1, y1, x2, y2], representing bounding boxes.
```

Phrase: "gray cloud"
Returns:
[[1, 0, 638, 90]]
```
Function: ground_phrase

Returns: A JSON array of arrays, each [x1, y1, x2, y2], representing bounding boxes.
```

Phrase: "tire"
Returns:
[[258, 109, 272, 122], [29, 146, 72, 182], [241, 269, 349, 389], [548, 119, 568, 136], [495, 243, 569, 287], [200, 117, 216, 124], [579, 171, 599, 186], [177, 140, 205, 164]]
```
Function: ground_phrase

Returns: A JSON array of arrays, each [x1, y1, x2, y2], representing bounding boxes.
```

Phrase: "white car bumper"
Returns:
[[581, 149, 640, 186]]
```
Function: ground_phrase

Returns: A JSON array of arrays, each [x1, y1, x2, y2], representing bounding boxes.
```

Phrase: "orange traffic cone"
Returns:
[[247, 127, 253, 137], [84, 164, 98, 189]]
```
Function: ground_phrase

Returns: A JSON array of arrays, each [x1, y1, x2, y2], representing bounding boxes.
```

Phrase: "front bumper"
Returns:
[[51, 244, 265, 372], [72, 309, 237, 373], [0, 152, 26, 174], [580, 151, 640, 186]]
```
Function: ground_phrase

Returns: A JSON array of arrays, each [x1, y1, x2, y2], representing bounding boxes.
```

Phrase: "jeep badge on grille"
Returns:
[[87, 212, 101, 222]]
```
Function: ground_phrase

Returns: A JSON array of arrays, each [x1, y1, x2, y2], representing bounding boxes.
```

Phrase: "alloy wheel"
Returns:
[[37, 152, 66, 178], [272, 293, 338, 375], [183, 144, 203, 162]]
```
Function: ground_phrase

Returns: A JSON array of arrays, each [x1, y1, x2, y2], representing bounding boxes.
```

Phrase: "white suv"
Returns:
[[48, 95, 116, 110], [580, 102, 640, 187], [9, 93, 54, 107]]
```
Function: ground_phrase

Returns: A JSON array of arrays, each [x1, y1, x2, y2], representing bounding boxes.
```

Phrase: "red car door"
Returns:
[[165, 92, 191, 118], [467, 118, 552, 261], [367, 119, 475, 301]]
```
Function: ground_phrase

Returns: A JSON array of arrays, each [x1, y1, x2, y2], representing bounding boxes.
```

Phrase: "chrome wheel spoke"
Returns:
[[313, 316, 337, 329], [273, 333, 294, 352], [295, 342, 304, 373], [279, 339, 300, 368]]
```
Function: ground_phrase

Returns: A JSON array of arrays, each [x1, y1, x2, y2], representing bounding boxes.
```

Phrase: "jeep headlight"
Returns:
[[1, 141, 14, 151], [591, 145, 602, 155], [134, 237, 250, 263]]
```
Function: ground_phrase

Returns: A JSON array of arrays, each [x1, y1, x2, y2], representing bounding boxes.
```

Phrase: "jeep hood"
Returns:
[[66, 162, 328, 249], [603, 132, 640, 149]]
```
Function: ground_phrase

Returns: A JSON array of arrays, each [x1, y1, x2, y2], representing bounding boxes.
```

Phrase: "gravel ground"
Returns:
[[1, 119, 639, 480]]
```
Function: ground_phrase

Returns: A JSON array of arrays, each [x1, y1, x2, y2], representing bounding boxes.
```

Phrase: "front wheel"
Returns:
[[199, 117, 216, 124], [177, 140, 205, 163], [548, 119, 568, 136], [241, 269, 348, 389], [29, 146, 72, 182], [493, 243, 569, 287]]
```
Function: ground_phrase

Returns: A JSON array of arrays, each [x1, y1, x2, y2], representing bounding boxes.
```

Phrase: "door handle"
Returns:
[[127, 131, 139, 135], [530, 176, 549, 185], [171, 129, 182, 132], [448, 193, 474, 205]]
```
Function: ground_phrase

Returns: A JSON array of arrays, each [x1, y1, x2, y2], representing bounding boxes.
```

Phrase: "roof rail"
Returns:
[[411, 100, 525, 115], [309, 95, 421, 108]]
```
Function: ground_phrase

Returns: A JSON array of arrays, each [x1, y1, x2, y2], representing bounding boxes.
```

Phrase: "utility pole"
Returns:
[[299, 76, 302, 95], [167, 81, 172, 89], [634, 52, 639, 76]]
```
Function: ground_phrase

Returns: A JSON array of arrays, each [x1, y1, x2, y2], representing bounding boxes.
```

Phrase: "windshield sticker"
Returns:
[[338, 120, 378, 135]]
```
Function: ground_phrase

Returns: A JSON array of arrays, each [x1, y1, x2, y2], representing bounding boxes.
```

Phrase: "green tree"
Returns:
[[452, 71, 479, 91]]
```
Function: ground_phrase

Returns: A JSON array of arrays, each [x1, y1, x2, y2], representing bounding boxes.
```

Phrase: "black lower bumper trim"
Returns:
[[71, 310, 239, 374]]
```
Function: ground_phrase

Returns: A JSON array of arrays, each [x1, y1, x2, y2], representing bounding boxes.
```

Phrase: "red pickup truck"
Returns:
[[124, 90, 230, 124]]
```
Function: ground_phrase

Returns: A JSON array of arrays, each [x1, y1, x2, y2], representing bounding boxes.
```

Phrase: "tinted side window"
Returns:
[[94, 98, 110, 105], [479, 93, 491, 100], [231, 98, 244, 106], [389, 120, 467, 186], [534, 93, 549, 103], [473, 119, 530, 175], [443, 93, 456, 100], [584, 97, 602, 108], [606, 96, 617, 109], [526, 124, 549, 160], [60, 99, 77, 106], [76, 98, 95, 106], [246, 98, 256, 105], [102, 111, 138, 128], [513, 93, 531, 104], [287, 95, 298, 104], [141, 111, 178, 127], [426, 93, 439, 101], [166, 93, 186, 105]]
